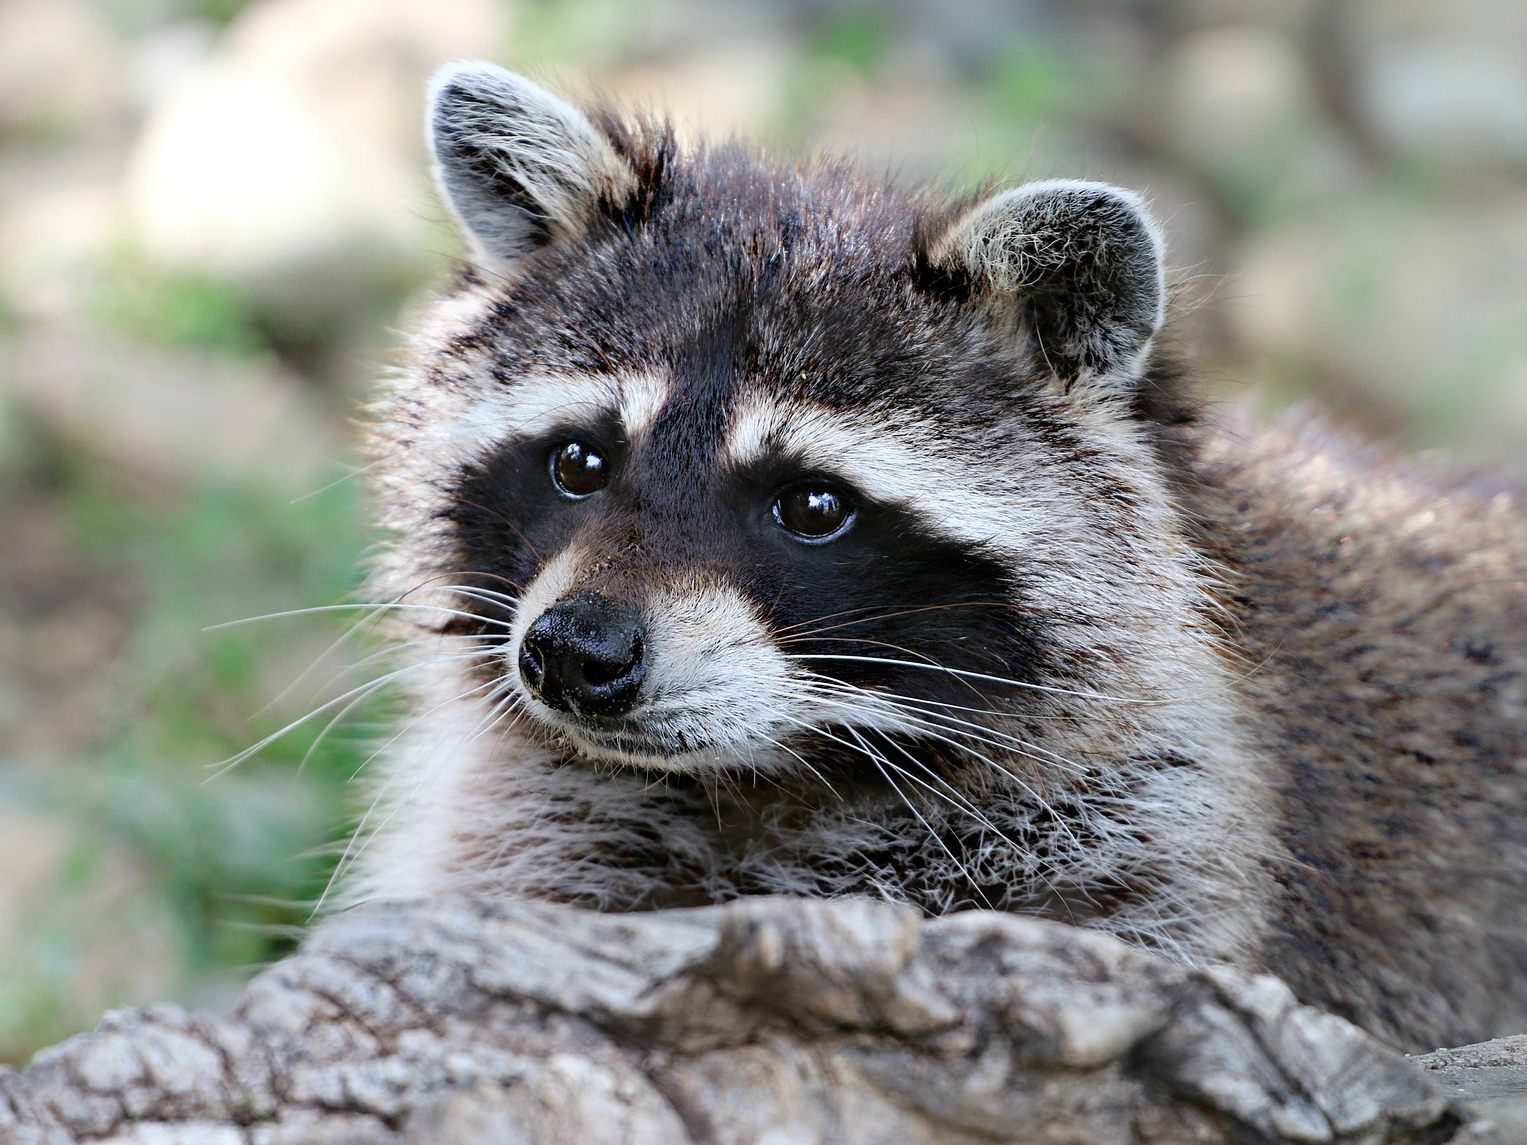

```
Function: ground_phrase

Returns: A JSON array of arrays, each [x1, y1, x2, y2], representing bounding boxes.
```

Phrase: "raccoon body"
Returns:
[[355, 64, 1527, 1050]]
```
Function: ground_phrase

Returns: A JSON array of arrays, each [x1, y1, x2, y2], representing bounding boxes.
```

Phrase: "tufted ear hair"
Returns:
[[922, 180, 1166, 390], [427, 62, 636, 274]]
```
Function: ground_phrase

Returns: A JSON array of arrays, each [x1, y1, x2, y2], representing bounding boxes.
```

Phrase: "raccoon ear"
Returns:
[[427, 62, 636, 273], [923, 180, 1166, 390]]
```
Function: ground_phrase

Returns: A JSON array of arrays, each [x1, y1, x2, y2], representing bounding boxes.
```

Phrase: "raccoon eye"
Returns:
[[550, 440, 608, 498], [772, 483, 856, 542]]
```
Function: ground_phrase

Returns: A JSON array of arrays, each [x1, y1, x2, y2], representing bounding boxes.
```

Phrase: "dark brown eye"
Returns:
[[550, 441, 608, 498], [772, 483, 856, 542]]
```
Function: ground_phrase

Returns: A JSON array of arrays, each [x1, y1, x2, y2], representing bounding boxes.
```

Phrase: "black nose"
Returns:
[[518, 593, 647, 717]]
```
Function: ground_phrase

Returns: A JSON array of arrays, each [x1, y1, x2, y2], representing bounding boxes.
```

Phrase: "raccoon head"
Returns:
[[397, 63, 1197, 775]]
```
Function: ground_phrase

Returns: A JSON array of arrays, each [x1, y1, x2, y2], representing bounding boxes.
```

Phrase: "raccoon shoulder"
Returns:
[[1182, 412, 1527, 1044]]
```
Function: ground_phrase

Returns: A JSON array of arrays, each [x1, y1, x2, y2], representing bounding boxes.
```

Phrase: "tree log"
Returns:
[[0, 896, 1513, 1143]]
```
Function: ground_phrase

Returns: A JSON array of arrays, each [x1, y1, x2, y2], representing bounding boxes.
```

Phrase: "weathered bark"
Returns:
[[0, 896, 1514, 1144], [1417, 1037, 1527, 1143]]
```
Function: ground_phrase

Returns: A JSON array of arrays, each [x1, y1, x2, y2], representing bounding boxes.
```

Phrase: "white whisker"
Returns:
[[208, 650, 499, 781], [804, 679, 1091, 777], [788, 652, 1159, 706], [320, 678, 521, 913], [205, 601, 512, 633], [796, 685, 1088, 854]]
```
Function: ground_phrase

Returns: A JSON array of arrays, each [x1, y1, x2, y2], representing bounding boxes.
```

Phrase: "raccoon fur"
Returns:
[[352, 62, 1527, 1051]]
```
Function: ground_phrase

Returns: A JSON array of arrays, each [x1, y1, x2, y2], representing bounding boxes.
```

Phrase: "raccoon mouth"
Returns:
[[546, 715, 721, 768]]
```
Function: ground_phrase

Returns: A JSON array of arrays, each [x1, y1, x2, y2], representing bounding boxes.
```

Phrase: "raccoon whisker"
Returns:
[[467, 684, 528, 754], [433, 581, 522, 600], [828, 682, 1095, 777], [803, 681, 1089, 775], [903, 724, 1089, 832], [838, 725, 999, 912], [776, 596, 1207, 638], [769, 603, 917, 638], [803, 690, 1091, 805], [384, 569, 527, 621], [796, 687, 1089, 853], [785, 635, 998, 705], [775, 600, 1036, 640], [812, 682, 1049, 723], [205, 601, 513, 631], [247, 571, 519, 715], [807, 681, 1084, 725], [434, 585, 522, 620], [867, 728, 1081, 922], [776, 711, 954, 822], [440, 587, 522, 613], [344, 674, 506, 783], [208, 651, 501, 781], [295, 676, 396, 778], [280, 633, 495, 717], [788, 653, 1162, 707], [694, 764, 733, 834], [781, 710, 992, 905], [251, 602, 414, 717], [222, 599, 502, 722], [323, 678, 522, 913], [287, 457, 386, 505], [794, 671, 1020, 745], [212, 663, 429, 780], [753, 731, 843, 800], [735, 739, 794, 803], [859, 727, 1031, 852], [426, 568, 528, 592]]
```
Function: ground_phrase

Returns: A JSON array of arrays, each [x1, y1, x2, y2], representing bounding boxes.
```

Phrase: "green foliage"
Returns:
[[86, 254, 270, 360], [97, 0, 254, 32], [985, 45, 1083, 130], [0, 449, 379, 1061], [810, 8, 891, 75], [515, 0, 642, 66]]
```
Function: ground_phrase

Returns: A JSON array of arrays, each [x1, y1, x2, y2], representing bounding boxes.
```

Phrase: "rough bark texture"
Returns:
[[0, 896, 1516, 1144]]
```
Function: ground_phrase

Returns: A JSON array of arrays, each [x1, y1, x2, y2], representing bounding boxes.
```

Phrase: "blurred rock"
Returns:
[[0, 163, 117, 322], [1162, 27, 1311, 179], [1350, 0, 1527, 169], [123, 0, 510, 338], [620, 41, 798, 140], [120, 18, 221, 123], [1232, 195, 1527, 466], [1162, 0, 1320, 33], [0, 0, 120, 140], [797, 73, 975, 176], [1362, 41, 1527, 168], [5, 325, 337, 490]]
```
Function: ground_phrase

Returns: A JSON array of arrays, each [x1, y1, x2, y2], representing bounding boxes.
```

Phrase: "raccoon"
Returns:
[[352, 62, 1527, 1051]]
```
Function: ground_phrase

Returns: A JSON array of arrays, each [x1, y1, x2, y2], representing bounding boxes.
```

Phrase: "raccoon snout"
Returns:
[[518, 593, 647, 718]]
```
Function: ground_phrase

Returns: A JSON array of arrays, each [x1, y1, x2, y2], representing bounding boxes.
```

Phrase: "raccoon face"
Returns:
[[411, 64, 1181, 773]]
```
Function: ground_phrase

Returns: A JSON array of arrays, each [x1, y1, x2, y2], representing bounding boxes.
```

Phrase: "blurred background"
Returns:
[[2, 0, 1525, 1063]]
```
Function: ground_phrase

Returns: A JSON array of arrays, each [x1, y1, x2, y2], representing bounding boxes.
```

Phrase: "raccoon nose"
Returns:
[[519, 593, 647, 717]]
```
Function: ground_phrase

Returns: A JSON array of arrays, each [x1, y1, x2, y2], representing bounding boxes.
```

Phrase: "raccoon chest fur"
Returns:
[[353, 64, 1527, 1052]]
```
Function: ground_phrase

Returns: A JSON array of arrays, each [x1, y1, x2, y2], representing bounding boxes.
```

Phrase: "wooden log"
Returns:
[[0, 895, 1508, 1144]]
